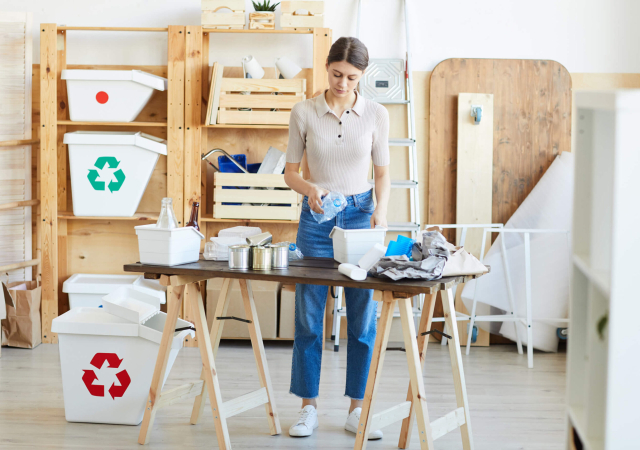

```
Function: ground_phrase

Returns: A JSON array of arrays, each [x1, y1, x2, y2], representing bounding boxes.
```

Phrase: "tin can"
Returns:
[[270, 243, 289, 269], [251, 245, 272, 270], [228, 244, 251, 270]]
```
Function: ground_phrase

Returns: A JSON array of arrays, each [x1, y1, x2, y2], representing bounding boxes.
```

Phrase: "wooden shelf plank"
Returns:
[[58, 211, 159, 221], [58, 26, 168, 32], [201, 215, 298, 224], [203, 123, 288, 129], [58, 120, 167, 127], [203, 28, 312, 34]]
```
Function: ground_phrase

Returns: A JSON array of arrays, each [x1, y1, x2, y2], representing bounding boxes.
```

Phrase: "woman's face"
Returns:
[[326, 60, 364, 98]]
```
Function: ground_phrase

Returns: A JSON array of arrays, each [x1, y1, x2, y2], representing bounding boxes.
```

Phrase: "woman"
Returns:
[[283, 36, 391, 440]]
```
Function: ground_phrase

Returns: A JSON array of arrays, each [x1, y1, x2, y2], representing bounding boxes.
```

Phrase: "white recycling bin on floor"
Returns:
[[64, 131, 167, 217], [62, 273, 166, 309], [52, 286, 194, 425], [61, 69, 168, 122]]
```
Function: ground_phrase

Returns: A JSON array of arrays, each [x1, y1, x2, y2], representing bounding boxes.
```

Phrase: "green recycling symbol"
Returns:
[[87, 156, 126, 193]]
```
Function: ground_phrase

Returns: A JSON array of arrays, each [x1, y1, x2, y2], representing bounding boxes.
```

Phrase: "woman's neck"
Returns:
[[325, 88, 357, 112]]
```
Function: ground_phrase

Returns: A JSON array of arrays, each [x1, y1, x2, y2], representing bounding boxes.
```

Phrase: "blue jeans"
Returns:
[[290, 189, 378, 400]]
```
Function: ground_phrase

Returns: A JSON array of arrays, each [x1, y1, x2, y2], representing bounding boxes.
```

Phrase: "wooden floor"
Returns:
[[0, 341, 567, 449]]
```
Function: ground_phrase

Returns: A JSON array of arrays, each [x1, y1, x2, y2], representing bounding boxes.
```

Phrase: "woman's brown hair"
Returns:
[[327, 37, 369, 71]]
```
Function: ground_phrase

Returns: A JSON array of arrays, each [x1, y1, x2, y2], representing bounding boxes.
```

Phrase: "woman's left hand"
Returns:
[[370, 208, 388, 229]]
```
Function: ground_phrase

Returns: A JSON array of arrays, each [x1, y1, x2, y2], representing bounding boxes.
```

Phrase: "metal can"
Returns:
[[251, 245, 272, 270], [228, 244, 251, 270], [270, 243, 289, 269]]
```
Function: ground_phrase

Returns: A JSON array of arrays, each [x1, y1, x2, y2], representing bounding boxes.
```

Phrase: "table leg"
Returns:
[[239, 279, 282, 435], [398, 292, 437, 449], [354, 292, 395, 450], [399, 297, 435, 450], [441, 288, 474, 450], [187, 282, 232, 449], [138, 285, 185, 445], [191, 278, 234, 425]]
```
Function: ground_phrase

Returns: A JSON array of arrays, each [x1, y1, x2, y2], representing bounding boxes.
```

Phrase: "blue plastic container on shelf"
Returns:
[[218, 154, 247, 173]]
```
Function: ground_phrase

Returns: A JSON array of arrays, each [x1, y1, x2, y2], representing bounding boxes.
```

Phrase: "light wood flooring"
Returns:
[[0, 342, 567, 449]]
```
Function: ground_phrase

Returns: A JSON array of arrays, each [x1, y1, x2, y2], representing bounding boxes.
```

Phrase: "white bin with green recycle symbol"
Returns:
[[52, 285, 194, 425], [64, 131, 167, 217]]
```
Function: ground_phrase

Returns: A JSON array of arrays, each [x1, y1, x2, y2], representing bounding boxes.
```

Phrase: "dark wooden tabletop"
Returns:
[[124, 257, 484, 295]]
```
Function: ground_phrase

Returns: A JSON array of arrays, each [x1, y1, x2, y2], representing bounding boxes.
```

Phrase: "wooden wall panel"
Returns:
[[428, 59, 572, 237]]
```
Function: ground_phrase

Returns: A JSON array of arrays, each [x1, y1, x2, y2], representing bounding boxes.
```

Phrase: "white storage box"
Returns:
[[135, 225, 204, 266], [329, 226, 387, 265], [61, 69, 167, 122], [51, 287, 194, 425], [63, 273, 166, 309], [64, 131, 167, 217]]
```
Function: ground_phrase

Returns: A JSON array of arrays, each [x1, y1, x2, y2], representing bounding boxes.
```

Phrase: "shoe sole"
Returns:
[[289, 421, 319, 437], [345, 423, 383, 440]]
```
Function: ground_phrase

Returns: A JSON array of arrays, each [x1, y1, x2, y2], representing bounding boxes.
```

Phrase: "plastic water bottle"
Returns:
[[310, 192, 347, 224]]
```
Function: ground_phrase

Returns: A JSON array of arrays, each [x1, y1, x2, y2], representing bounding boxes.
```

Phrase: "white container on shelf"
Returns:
[[135, 225, 204, 266], [329, 226, 387, 265], [61, 69, 168, 122], [64, 131, 167, 217], [62, 273, 166, 309], [51, 287, 194, 425]]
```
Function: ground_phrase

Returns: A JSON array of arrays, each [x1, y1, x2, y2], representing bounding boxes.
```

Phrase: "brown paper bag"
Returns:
[[1, 281, 41, 349]]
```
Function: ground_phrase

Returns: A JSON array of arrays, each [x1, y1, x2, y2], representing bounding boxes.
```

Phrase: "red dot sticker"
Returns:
[[96, 91, 109, 104]]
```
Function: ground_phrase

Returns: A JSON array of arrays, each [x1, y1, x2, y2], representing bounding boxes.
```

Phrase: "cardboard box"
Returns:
[[206, 279, 277, 339], [279, 284, 296, 339]]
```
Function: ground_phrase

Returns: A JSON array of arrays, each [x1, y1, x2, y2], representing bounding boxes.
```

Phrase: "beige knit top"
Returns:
[[285, 90, 390, 196]]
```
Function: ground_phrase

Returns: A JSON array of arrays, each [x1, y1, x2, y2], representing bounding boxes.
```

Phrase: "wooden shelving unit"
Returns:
[[39, 24, 185, 343], [565, 91, 640, 450]]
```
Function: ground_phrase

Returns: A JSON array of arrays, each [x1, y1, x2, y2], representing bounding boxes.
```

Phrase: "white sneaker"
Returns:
[[345, 407, 383, 440], [289, 405, 319, 437]]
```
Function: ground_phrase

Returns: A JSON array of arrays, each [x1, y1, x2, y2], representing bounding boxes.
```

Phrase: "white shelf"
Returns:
[[572, 254, 611, 297]]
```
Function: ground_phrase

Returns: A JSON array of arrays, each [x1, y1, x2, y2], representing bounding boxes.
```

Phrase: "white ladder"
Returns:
[[331, 0, 421, 351]]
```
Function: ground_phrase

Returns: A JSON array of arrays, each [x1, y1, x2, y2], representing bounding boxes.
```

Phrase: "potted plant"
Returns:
[[250, 0, 279, 29]]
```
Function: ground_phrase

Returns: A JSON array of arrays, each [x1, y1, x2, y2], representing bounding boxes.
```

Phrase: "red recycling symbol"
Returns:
[[82, 352, 131, 399]]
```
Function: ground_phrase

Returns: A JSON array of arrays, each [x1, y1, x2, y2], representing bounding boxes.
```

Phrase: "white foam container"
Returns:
[[217, 226, 263, 239], [64, 131, 167, 217], [62, 273, 166, 309], [329, 226, 387, 265], [52, 286, 194, 425], [61, 69, 168, 122], [135, 225, 204, 266]]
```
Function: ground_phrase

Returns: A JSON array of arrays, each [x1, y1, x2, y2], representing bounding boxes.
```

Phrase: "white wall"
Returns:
[[2, 0, 638, 73]]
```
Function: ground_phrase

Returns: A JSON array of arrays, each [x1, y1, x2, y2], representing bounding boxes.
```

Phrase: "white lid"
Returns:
[[62, 273, 140, 295], [52, 307, 140, 338], [135, 224, 205, 240], [218, 226, 263, 239], [132, 276, 167, 304], [102, 286, 161, 324], [329, 226, 387, 238], [63, 131, 167, 155], [61, 69, 167, 91]]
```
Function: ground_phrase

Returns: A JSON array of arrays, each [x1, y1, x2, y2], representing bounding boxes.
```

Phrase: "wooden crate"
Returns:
[[249, 12, 275, 30], [213, 173, 300, 220], [216, 78, 306, 125], [281, 1, 324, 30], [201, 0, 245, 29]]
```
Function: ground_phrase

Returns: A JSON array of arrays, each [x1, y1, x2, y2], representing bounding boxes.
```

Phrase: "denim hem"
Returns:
[[343, 394, 364, 401], [289, 389, 319, 400]]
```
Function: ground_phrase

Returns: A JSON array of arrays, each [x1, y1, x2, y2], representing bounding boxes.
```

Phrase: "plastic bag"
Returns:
[[310, 192, 347, 224]]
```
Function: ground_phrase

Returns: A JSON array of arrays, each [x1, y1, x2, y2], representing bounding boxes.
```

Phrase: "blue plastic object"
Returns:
[[218, 154, 247, 173], [385, 235, 415, 257], [247, 163, 261, 173], [310, 192, 347, 223]]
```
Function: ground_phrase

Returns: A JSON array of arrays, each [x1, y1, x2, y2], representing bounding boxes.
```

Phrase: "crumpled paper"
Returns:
[[369, 231, 451, 280]]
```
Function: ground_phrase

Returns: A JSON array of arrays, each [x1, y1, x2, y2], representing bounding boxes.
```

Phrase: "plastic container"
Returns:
[[329, 226, 387, 265], [62, 274, 166, 309], [218, 154, 247, 173], [64, 131, 167, 217], [135, 225, 204, 266], [52, 286, 193, 425], [61, 69, 168, 122]]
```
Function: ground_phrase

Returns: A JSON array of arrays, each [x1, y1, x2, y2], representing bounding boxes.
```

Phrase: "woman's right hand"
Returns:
[[307, 185, 330, 215]]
